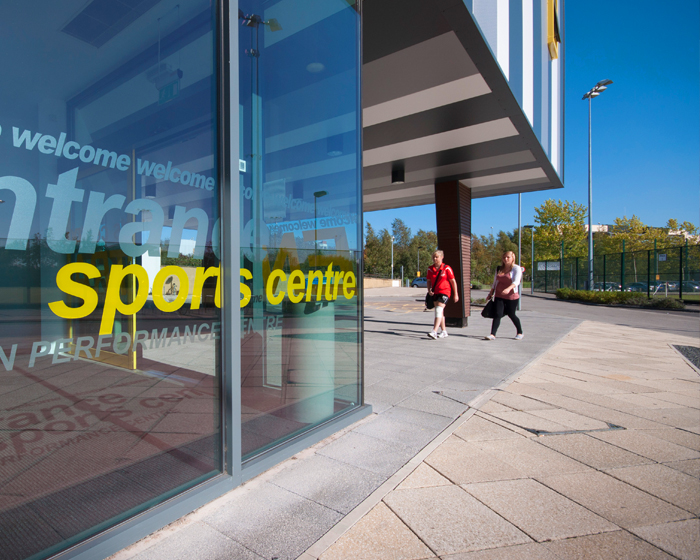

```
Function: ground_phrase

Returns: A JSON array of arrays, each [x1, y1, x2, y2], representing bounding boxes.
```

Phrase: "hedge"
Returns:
[[555, 288, 685, 309]]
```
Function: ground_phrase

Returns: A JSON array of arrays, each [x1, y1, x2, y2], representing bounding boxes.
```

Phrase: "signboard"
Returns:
[[158, 80, 180, 104], [658, 253, 667, 262], [537, 261, 561, 271]]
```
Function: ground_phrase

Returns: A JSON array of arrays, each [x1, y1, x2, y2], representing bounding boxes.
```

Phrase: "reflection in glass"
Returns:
[[0, 2, 221, 559], [238, 0, 362, 459]]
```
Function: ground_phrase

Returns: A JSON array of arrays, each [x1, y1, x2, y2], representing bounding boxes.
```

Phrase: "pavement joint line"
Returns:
[[300, 322, 585, 559]]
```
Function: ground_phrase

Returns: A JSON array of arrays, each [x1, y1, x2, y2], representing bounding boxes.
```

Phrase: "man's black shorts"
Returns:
[[433, 294, 449, 305]]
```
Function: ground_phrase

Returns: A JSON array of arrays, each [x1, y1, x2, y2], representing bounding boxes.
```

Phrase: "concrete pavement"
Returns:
[[306, 320, 699, 560], [110, 291, 699, 560]]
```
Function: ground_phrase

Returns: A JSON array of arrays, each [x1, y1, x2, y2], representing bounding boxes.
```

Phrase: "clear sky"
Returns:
[[364, 0, 700, 240]]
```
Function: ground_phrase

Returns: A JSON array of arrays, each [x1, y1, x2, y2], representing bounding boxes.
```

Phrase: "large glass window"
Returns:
[[0, 2, 222, 559], [238, 0, 362, 459]]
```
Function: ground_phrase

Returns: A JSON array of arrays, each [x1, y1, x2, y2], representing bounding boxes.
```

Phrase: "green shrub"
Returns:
[[646, 297, 686, 310], [555, 289, 685, 309]]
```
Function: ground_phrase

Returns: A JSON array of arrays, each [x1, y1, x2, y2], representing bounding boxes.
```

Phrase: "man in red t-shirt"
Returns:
[[426, 250, 459, 339]]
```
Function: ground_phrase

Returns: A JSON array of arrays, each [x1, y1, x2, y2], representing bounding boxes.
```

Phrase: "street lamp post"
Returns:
[[524, 225, 535, 295], [313, 190, 328, 265], [391, 236, 395, 280], [583, 79, 613, 290], [417, 246, 422, 277], [518, 194, 522, 310]]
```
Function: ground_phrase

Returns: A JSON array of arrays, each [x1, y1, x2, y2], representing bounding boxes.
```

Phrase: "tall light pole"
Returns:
[[313, 190, 328, 265], [583, 79, 613, 290], [417, 246, 422, 277], [518, 194, 522, 310], [391, 236, 395, 280], [524, 225, 535, 295]]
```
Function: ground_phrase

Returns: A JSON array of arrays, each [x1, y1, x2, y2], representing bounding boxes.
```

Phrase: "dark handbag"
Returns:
[[481, 297, 496, 318], [424, 265, 443, 310]]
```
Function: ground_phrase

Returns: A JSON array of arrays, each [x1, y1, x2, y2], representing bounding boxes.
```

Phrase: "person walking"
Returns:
[[426, 250, 459, 339], [484, 251, 523, 340]]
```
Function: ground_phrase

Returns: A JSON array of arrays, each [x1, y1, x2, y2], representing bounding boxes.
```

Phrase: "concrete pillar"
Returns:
[[434, 181, 471, 327]]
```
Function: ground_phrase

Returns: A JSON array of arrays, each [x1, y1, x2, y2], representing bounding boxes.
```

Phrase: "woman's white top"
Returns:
[[490, 264, 523, 293]]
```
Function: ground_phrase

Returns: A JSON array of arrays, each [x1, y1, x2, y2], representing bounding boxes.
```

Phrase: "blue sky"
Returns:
[[364, 0, 700, 240]]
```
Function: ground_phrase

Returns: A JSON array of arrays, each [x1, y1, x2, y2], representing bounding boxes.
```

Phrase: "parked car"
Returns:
[[625, 281, 677, 293], [625, 282, 652, 292], [410, 277, 427, 288], [681, 281, 700, 292]]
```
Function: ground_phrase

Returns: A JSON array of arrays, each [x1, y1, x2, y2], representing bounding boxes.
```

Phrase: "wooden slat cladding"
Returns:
[[435, 181, 471, 327]]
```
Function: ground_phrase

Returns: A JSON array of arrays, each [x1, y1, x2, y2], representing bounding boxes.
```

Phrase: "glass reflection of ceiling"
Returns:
[[0, 0, 208, 107]]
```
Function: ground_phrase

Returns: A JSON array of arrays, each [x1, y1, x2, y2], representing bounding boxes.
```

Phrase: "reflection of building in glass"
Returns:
[[0, 1, 562, 559]]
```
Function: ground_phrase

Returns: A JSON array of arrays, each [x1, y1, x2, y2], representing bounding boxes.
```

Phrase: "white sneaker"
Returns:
[[515, 334, 524, 340], [484, 334, 495, 340], [438, 331, 448, 338], [428, 331, 438, 339]]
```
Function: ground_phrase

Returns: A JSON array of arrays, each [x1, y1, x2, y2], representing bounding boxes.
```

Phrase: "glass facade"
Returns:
[[237, 0, 362, 460], [0, 1, 362, 559], [0, 2, 223, 559]]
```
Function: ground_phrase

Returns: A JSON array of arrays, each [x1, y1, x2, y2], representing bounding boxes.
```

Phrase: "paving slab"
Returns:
[[536, 433, 653, 470], [316, 431, 416, 476], [453, 415, 521, 442], [485, 409, 572, 433], [603, 463, 700, 515], [441, 542, 560, 560], [396, 463, 452, 490], [424, 436, 523, 484], [542, 530, 675, 560], [128, 522, 264, 560], [489, 391, 556, 411], [270, 454, 386, 514], [352, 413, 440, 452], [203, 482, 342, 560], [384, 486, 531, 556], [590, 429, 700, 463], [475, 436, 591, 477], [319, 502, 436, 560], [380, 405, 454, 431], [637, 428, 700, 451], [462, 478, 616, 542], [538, 470, 693, 529], [630, 519, 700, 560], [665, 458, 700, 478], [397, 390, 469, 418], [526, 408, 611, 431]]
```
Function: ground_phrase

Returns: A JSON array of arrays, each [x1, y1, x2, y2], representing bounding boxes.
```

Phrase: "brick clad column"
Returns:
[[434, 181, 471, 327]]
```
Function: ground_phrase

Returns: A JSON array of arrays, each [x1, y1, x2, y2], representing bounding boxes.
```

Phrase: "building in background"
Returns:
[[0, 2, 562, 559], [363, 0, 564, 325]]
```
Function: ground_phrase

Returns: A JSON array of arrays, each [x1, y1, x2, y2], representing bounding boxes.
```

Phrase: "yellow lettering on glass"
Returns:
[[287, 270, 306, 303], [343, 271, 356, 299], [192, 266, 220, 309], [152, 266, 189, 312], [49, 262, 100, 319], [240, 268, 252, 308], [100, 264, 149, 335], [266, 269, 286, 305]]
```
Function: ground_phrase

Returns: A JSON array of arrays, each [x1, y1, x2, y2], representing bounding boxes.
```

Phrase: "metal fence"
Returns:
[[533, 244, 700, 299]]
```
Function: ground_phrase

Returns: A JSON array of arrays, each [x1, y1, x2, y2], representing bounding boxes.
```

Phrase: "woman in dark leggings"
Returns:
[[484, 251, 523, 340]]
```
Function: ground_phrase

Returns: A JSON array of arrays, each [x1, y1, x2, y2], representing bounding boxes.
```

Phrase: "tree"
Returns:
[[391, 218, 413, 279], [364, 222, 385, 275], [533, 199, 587, 260], [410, 229, 437, 277]]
